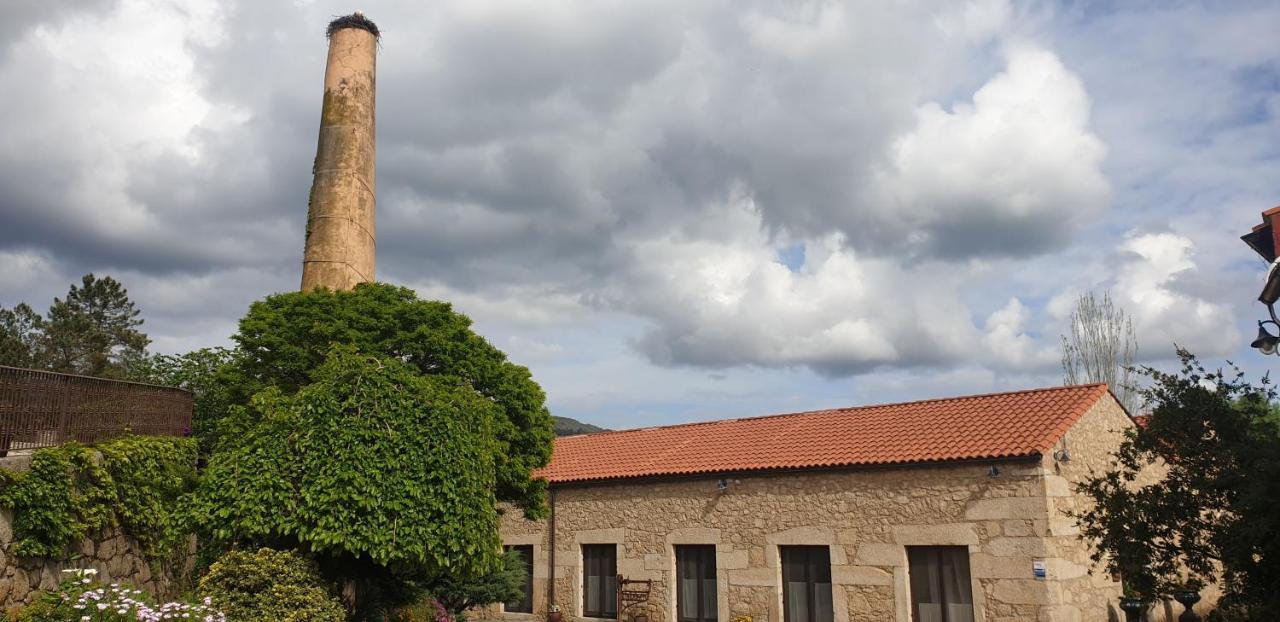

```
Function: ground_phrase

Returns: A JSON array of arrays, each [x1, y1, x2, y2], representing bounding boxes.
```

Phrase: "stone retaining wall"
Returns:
[[0, 454, 191, 612]]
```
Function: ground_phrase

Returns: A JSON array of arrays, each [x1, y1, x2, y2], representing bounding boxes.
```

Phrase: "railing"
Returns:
[[0, 365, 193, 456]]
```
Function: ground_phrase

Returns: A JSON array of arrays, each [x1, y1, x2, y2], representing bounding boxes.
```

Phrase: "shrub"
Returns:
[[199, 548, 346, 622], [386, 598, 454, 622], [428, 548, 529, 617], [5, 575, 224, 622]]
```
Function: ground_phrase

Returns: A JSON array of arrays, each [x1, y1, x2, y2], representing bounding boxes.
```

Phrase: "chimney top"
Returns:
[[326, 12, 380, 39]]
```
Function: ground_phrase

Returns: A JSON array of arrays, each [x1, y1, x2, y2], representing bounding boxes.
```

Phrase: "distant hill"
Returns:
[[553, 416, 609, 436]]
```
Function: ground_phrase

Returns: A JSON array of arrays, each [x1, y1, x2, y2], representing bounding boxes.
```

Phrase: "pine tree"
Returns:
[[2, 274, 150, 377]]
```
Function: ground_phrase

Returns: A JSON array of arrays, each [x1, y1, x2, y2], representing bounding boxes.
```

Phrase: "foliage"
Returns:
[[140, 346, 240, 454], [0, 274, 150, 379], [0, 437, 195, 560], [427, 548, 529, 617], [199, 548, 346, 622], [4, 576, 224, 622], [1074, 350, 1280, 618], [0, 443, 114, 558], [0, 303, 43, 369], [384, 598, 454, 622], [1061, 291, 1140, 414], [97, 436, 198, 559], [186, 346, 504, 612], [222, 283, 553, 518]]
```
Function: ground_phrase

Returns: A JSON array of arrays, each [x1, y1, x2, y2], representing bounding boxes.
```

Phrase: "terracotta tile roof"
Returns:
[[537, 384, 1111, 484]]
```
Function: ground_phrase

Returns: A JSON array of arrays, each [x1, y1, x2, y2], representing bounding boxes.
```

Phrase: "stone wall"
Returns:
[[481, 395, 1134, 622], [0, 511, 190, 611], [0, 454, 191, 613], [1040, 395, 1131, 621]]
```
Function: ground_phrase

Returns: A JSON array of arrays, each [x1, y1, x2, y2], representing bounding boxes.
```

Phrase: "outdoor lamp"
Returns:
[[1251, 320, 1280, 356], [1252, 260, 1280, 356]]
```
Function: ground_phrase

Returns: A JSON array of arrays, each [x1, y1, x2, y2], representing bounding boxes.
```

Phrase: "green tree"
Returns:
[[142, 347, 239, 453], [1074, 350, 1280, 618], [187, 345, 506, 617], [0, 303, 44, 368], [222, 283, 553, 517], [427, 548, 529, 618], [22, 274, 150, 378]]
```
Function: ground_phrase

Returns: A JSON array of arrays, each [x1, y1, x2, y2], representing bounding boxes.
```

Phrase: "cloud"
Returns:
[[604, 194, 1062, 377], [0, 0, 1274, 426], [870, 45, 1109, 258], [1114, 233, 1240, 356]]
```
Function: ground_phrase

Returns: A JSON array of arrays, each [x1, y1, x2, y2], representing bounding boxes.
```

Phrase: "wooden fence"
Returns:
[[0, 365, 192, 456]]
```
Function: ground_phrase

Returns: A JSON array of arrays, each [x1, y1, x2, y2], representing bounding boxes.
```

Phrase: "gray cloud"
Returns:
[[0, 0, 1271, 398]]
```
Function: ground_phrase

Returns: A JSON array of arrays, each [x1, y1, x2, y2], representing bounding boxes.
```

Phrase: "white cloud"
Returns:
[[1114, 233, 1239, 356], [870, 45, 1109, 257], [984, 297, 1056, 367]]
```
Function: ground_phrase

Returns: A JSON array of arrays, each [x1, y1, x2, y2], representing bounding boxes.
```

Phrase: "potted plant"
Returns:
[[548, 604, 563, 622]]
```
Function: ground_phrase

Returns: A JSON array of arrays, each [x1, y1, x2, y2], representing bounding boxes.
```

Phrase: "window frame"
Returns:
[[779, 545, 833, 622], [675, 544, 718, 622], [582, 544, 618, 618], [503, 544, 535, 614], [906, 546, 975, 622]]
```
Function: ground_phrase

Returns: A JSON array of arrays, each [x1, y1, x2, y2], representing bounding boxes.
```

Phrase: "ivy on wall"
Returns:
[[0, 436, 197, 560]]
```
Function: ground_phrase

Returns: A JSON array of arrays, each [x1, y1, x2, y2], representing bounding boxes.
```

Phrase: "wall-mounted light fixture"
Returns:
[[1240, 208, 1280, 356], [987, 465, 1001, 478], [1053, 448, 1072, 463]]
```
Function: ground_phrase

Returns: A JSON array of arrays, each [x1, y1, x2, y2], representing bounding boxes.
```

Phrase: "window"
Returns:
[[504, 545, 534, 613], [907, 546, 975, 622], [780, 546, 833, 622], [676, 545, 717, 622], [582, 544, 617, 618]]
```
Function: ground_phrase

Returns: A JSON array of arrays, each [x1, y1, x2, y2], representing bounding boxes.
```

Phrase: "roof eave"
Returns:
[[541, 453, 1044, 488]]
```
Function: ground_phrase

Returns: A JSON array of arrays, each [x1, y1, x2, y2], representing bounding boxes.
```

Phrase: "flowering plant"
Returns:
[[17, 576, 225, 622]]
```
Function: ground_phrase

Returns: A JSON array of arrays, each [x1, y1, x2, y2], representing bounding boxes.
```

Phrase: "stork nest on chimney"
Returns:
[[327, 13, 380, 39]]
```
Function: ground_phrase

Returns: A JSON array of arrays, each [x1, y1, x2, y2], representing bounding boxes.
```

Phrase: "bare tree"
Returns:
[[1061, 291, 1141, 413]]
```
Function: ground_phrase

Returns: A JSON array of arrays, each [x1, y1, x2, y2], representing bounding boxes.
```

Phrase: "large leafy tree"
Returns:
[[189, 346, 504, 615], [1074, 350, 1280, 618], [187, 283, 555, 617], [222, 282, 554, 517]]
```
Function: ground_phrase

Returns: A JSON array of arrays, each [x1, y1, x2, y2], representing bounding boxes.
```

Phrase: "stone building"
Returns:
[[482, 384, 1134, 622]]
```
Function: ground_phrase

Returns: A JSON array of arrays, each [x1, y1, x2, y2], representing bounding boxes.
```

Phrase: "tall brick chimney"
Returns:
[[301, 12, 379, 291]]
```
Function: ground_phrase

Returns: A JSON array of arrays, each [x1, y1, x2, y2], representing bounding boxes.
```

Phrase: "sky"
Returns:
[[1, 0, 1278, 429]]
